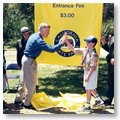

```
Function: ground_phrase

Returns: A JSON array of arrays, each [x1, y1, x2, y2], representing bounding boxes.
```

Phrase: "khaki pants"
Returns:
[[15, 55, 37, 106]]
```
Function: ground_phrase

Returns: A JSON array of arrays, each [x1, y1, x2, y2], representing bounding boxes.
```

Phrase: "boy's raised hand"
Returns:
[[60, 32, 69, 45]]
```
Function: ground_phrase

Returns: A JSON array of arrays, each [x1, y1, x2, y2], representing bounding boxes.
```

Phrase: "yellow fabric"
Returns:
[[31, 92, 95, 111], [35, 3, 103, 66], [31, 92, 59, 110]]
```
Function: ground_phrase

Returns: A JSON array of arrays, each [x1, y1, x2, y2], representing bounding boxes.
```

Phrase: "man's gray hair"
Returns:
[[38, 23, 50, 31]]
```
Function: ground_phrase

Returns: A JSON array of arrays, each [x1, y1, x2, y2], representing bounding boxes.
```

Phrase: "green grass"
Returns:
[[4, 48, 111, 114], [5, 48, 108, 98], [6, 59, 108, 98], [37, 65, 84, 96], [36, 58, 108, 97]]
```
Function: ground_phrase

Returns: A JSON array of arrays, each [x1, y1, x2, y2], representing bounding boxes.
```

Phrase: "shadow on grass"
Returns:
[[37, 58, 108, 97], [37, 68, 85, 96], [3, 103, 22, 114], [7, 58, 108, 98]]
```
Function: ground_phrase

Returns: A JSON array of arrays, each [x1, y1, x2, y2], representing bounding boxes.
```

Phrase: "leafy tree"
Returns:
[[103, 3, 114, 22], [17, 4, 34, 32], [3, 3, 34, 47], [102, 3, 114, 36]]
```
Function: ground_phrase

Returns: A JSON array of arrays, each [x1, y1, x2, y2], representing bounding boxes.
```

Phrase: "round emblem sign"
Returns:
[[54, 30, 80, 57]]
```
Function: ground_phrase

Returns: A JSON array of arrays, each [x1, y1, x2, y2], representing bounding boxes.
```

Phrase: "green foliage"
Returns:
[[102, 3, 114, 36], [103, 3, 114, 22], [102, 19, 114, 36], [3, 3, 34, 46]]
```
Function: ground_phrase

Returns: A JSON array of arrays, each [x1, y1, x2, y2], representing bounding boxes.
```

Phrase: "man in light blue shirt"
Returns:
[[15, 23, 65, 108]]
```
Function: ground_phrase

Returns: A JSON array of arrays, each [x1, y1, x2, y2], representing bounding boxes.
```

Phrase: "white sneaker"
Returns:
[[76, 106, 91, 114], [93, 100, 104, 107]]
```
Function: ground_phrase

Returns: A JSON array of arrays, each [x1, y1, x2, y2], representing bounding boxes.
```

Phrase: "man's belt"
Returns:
[[25, 54, 36, 59]]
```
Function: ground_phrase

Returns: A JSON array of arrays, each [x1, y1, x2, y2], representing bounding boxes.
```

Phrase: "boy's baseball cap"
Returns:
[[84, 35, 97, 44]]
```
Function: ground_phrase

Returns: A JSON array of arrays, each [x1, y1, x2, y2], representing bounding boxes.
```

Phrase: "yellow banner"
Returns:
[[35, 3, 103, 66]]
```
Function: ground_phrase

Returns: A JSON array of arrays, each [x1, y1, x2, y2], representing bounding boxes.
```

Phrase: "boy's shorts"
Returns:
[[83, 69, 98, 90]]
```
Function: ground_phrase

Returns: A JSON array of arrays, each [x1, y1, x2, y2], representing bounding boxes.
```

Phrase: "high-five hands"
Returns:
[[60, 32, 68, 45]]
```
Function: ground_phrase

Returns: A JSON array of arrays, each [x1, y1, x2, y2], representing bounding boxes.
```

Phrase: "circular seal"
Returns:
[[54, 30, 80, 57]]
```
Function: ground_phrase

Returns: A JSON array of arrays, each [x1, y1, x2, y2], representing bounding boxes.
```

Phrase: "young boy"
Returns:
[[65, 35, 104, 113]]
